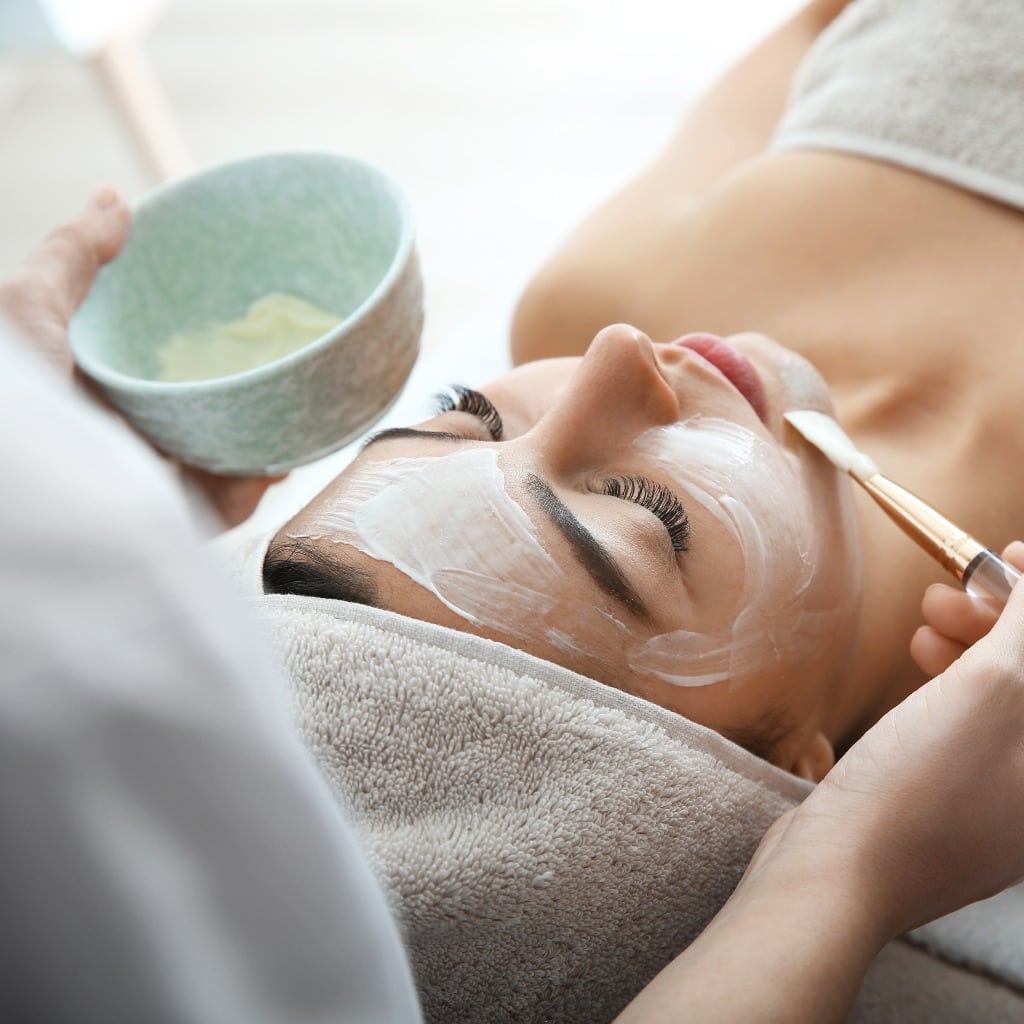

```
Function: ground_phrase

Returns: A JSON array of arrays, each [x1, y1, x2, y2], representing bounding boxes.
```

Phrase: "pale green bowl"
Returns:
[[70, 151, 423, 474]]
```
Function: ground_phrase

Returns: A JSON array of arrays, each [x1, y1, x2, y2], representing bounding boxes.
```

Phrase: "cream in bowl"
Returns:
[[156, 292, 342, 382], [70, 151, 423, 475]]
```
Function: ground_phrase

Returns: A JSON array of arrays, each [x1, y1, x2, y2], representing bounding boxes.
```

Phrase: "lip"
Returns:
[[671, 333, 769, 424]]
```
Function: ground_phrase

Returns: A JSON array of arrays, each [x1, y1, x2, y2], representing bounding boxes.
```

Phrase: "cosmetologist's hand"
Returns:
[[754, 546, 1024, 943], [613, 553, 1024, 1023], [910, 541, 1024, 676], [0, 190, 285, 527], [0, 188, 131, 375]]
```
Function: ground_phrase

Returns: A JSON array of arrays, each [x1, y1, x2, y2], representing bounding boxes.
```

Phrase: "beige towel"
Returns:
[[774, 0, 1024, 211], [250, 589, 1024, 1023]]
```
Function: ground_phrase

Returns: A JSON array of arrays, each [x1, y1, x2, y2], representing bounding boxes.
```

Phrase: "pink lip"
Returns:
[[671, 333, 768, 423]]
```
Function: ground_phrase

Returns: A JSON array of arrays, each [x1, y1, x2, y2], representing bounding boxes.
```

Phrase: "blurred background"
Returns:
[[0, 0, 801, 355]]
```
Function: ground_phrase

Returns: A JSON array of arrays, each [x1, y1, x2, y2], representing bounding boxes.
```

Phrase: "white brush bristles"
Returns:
[[783, 410, 880, 481]]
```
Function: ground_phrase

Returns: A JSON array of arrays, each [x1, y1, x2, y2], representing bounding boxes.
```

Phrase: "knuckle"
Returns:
[[45, 222, 83, 247], [43, 224, 97, 273], [0, 272, 50, 318], [976, 644, 1024, 695]]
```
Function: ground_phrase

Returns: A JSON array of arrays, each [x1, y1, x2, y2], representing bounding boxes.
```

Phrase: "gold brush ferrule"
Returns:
[[857, 473, 985, 581]]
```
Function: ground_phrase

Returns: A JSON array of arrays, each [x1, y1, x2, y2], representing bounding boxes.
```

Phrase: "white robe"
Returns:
[[0, 323, 421, 1023]]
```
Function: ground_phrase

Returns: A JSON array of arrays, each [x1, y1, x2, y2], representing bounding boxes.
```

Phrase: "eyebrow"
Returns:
[[526, 474, 653, 625], [359, 426, 654, 623], [361, 426, 475, 450]]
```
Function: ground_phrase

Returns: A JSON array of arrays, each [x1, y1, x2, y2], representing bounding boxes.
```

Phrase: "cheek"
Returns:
[[634, 672, 771, 738], [625, 418, 854, 691]]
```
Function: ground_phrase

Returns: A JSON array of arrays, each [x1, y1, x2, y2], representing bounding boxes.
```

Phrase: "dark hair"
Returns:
[[262, 538, 379, 606]]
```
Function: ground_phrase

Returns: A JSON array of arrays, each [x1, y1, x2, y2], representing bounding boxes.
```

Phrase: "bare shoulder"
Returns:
[[509, 0, 860, 364], [511, 149, 1024, 371]]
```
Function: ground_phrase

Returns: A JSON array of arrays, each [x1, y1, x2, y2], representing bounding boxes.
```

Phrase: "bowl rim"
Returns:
[[70, 149, 418, 394]]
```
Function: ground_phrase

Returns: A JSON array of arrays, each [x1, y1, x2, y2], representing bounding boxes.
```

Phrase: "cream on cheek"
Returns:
[[288, 449, 629, 653], [628, 416, 854, 688]]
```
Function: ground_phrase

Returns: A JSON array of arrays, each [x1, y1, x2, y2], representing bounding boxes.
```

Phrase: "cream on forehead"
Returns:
[[357, 452, 562, 628], [293, 450, 563, 636], [626, 416, 839, 687]]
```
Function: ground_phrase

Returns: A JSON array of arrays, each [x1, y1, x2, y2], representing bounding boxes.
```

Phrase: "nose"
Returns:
[[528, 324, 680, 474]]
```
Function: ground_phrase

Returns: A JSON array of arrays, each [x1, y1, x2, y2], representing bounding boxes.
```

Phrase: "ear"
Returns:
[[786, 731, 835, 782]]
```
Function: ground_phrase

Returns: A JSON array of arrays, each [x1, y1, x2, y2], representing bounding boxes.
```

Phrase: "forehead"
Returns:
[[284, 448, 679, 692]]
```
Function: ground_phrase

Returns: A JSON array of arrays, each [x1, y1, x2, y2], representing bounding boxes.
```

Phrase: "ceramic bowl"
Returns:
[[70, 151, 423, 474]]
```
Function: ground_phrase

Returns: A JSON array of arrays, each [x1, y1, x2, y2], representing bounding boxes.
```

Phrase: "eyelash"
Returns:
[[601, 476, 691, 552], [430, 389, 687, 552], [433, 385, 504, 440]]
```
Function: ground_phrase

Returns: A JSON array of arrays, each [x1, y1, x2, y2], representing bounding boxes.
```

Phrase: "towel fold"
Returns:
[[774, 0, 1024, 211]]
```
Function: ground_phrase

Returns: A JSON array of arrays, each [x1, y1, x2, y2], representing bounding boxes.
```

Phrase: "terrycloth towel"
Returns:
[[237, 571, 1024, 1021], [774, 0, 1024, 212], [913, 886, 1024, 994], [255, 594, 806, 1023]]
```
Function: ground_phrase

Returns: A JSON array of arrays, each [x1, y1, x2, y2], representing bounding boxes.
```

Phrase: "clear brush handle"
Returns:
[[963, 549, 1023, 605]]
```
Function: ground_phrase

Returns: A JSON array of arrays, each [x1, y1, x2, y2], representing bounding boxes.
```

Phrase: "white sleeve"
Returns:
[[0, 327, 422, 1024]]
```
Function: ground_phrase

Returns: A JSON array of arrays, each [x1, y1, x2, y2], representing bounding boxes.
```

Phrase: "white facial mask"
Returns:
[[294, 450, 564, 639], [293, 448, 632, 653], [627, 416, 850, 687], [291, 420, 856, 691]]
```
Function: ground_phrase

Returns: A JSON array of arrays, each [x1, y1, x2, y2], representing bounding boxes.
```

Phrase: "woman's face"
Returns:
[[277, 326, 861, 777]]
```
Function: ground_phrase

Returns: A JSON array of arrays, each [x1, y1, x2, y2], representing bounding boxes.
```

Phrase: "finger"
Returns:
[[973, 547, 1024, 669], [22, 188, 131, 319], [0, 269, 78, 372], [911, 625, 967, 678], [180, 467, 289, 528], [921, 583, 1000, 647], [1001, 541, 1024, 573]]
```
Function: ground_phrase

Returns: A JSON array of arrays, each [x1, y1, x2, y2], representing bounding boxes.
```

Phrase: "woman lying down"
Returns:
[[265, 0, 1024, 780]]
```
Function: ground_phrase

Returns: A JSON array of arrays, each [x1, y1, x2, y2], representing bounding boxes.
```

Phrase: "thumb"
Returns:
[[960, 552, 1024, 681], [25, 188, 132, 316], [0, 188, 132, 375]]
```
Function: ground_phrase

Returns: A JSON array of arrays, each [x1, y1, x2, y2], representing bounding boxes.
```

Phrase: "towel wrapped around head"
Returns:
[[256, 593, 805, 1022], [217, 524, 1024, 1022]]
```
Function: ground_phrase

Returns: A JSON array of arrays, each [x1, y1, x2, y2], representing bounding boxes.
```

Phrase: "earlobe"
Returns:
[[789, 731, 835, 782]]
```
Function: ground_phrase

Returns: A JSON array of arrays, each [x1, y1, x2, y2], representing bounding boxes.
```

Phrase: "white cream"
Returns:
[[295, 450, 563, 637], [627, 416, 842, 688], [290, 419, 857, 694]]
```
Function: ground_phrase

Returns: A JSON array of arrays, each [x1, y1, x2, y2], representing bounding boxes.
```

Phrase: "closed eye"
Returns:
[[600, 475, 690, 552], [433, 384, 504, 440]]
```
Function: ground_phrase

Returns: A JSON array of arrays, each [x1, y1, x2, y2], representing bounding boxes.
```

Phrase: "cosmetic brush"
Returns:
[[784, 410, 1021, 605]]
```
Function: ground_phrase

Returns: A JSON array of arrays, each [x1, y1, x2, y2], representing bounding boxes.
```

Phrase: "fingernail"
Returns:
[[91, 187, 119, 210]]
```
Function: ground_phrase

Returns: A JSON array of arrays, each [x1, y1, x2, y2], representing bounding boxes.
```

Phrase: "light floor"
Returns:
[[0, 0, 797, 355]]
